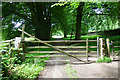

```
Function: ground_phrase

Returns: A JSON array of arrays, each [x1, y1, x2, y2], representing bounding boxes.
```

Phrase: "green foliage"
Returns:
[[63, 34, 101, 40], [2, 25, 21, 40], [1, 48, 25, 79], [96, 57, 112, 63], [2, 60, 46, 79], [63, 35, 120, 41], [11, 62, 45, 79], [119, 52, 120, 55], [81, 35, 101, 40], [1, 43, 51, 79], [2, 54, 47, 79], [106, 35, 120, 41], [2, 59, 10, 79], [2, 2, 120, 40]]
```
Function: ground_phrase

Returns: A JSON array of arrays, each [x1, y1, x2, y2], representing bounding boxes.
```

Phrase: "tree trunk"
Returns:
[[75, 2, 85, 40], [28, 2, 51, 40], [70, 28, 73, 39], [64, 31, 67, 38], [118, 2, 120, 27]]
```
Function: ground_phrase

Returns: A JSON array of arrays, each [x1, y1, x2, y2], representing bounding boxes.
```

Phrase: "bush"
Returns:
[[96, 57, 112, 63], [81, 35, 102, 40], [11, 62, 45, 79], [1, 48, 47, 79]]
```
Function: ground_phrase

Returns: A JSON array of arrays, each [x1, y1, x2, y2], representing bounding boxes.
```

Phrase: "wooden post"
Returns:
[[22, 24, 25, 41], [97, 37, 100, 60], [14, 37, 22, 49], [111, 41, 114, 60], [100, 38, 105, 59], [106, 38, 110, 57], [86, 38, 89, 62], [22, 24, 25, 61]]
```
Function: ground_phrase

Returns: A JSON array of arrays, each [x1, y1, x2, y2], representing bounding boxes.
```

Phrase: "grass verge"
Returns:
[[96, 57, 112, 63]]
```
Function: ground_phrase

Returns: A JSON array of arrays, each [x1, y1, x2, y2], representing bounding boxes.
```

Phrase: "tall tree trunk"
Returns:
[[28, 2, 51, 40], [64, 31, 67, 38], [75, 2, 85, 40], [118, 2, 120, 28]]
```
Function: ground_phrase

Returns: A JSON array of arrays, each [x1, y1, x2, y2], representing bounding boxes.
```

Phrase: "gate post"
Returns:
[[99, 38, 105, 59], [106, 38, 110, 57], [111, 41, 114, 59], [22, 24, 26, 61], [14, 37, 22, 49], [97, 37, 100, 60], [86, 38, 89, 62]]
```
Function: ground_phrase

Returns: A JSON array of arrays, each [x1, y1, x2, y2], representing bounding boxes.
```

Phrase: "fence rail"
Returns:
[[24, 40, 97, 43], [26, 46, 97, 49], [27, 51, 87, 53], [1, 39, 15, 43], [26, 55, 97, 58], [113, 46, 120, 48], [112, 42, 120, 43]]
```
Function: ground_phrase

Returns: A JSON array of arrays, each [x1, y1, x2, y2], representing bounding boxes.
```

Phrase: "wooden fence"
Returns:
[[1, 36, 119, 63], [111, 41, 120, 59], [1, 32, 115, 63], [2, 25, 119, 63], [0, 39, 15, 58]]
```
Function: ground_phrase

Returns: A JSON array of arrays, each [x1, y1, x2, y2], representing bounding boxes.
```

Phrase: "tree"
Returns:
[[75, 2, 85, 40], [51, 5, 70, 38], [2, 2, 52, 40], [2, 2, 119, 40]]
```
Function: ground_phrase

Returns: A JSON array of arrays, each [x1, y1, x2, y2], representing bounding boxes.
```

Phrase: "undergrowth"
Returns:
[[96, 57, 112, 63], [1, 43, 51, 80], [10, 62, 45, 79]]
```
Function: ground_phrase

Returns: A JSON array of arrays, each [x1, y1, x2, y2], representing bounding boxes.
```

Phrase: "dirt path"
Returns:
[[38, 38, 119, 78], [72, 61, 118, 78], [38, 38, 69, 78], [39, 59, 69, 78]]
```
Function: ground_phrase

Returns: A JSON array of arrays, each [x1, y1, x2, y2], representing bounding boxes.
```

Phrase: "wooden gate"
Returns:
[[18, 28, 100, 63], [25, 39, 99, 63]]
